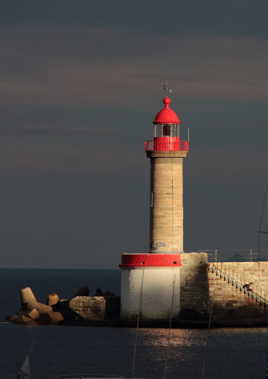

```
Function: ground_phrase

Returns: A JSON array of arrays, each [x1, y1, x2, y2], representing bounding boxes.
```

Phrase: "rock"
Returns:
[[7, 313, 34, 324], [6, 314, 20, 322], [20, 287, 38, 311], [19, 314, 33, 323], [27, 308, 40, 321], [28, 308, 62, 324], [38, 311, 64, 324], [20, 287, 52, 314], [47, 311, 64, 324], [35, 302, 52, 314], [10, 288, 120, 325], [47, 293, 60, 306], [52, 299, 79, 320], [69, 296, 106, 320]]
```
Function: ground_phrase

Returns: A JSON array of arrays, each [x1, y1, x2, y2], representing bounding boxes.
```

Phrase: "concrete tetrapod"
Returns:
[[20, 287, 52, 313]]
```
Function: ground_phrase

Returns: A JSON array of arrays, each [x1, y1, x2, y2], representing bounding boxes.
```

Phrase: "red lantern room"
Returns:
[[144, 97, 189, 152]]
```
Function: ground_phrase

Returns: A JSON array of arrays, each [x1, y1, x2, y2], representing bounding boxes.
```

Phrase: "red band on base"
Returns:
[[119, 253, 182, 268]]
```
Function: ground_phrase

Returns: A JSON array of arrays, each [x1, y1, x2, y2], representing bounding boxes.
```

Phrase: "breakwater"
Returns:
[[6, 254, 268, 328]]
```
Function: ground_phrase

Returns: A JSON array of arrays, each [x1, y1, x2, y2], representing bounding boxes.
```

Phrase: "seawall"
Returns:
[[179, 254, 268, 325], [208, 261, 268, 323]]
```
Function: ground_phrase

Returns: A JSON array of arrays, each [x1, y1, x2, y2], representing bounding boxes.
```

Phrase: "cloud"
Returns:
[[0, 26, 268, 173], [0, 27, 268, 110], [0, 134, 146, 174], [1, 1, 267, 38], [188, 147, 268, 185]]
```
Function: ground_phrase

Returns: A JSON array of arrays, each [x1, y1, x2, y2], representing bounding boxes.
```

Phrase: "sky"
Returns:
[[1, 1, 268, 267]]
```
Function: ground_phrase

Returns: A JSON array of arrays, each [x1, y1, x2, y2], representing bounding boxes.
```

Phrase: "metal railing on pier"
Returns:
[[184, 248, 268, 263], [208, 263, 268, 306]]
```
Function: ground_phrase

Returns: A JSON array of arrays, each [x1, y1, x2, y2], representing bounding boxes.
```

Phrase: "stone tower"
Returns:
[[120, 96, 189, 321], [147, 96, 189, 253]]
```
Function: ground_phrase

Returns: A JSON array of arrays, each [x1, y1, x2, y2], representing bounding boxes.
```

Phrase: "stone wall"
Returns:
[[208, 262, 268, 322], [180, 253, 209, 318], [179, 254, 268, 322]]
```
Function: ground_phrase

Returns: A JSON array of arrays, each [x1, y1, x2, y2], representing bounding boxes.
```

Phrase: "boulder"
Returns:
[[27, 308, 40, 321], [38, 311, 64, 324], [69, 296, 106, 320], [47, 311, 64, 324], [52, 299, 79, 320], [20, 287, 38, 311], [20, 287, 52, 314], [35, 302, 52, 314], [7, 313, 34, 324], [47, 293, 60, 306]]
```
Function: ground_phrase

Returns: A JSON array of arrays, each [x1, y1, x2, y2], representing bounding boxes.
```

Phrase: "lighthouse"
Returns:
[[148, 96, 189, 253], [120, 97, 189, 321]]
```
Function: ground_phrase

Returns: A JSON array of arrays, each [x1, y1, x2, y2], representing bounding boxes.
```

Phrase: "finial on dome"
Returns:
[[163, 97, 171, 106]]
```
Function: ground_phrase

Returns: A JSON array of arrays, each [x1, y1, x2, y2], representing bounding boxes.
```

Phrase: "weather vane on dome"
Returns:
[[162, 80, 173, 95]]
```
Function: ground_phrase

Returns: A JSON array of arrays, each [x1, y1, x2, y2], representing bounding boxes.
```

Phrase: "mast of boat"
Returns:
[[17, 353, 31, 379], [17, 327, 36, 379], [200, 250, 217, 379], [257, 180, 268, 256]]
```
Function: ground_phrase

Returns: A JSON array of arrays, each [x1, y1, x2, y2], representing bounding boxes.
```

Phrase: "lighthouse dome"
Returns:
[[153, 97, 181, 125]]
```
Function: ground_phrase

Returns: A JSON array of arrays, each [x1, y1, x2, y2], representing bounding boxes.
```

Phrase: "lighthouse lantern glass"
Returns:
[[153, 124, 179, 138]]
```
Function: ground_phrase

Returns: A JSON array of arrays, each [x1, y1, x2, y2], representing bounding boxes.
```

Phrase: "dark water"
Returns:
[[1, 269, 268, 379]]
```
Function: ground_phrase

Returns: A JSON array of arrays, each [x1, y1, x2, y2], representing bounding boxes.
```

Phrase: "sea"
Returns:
[[0, 268, 268, 379]]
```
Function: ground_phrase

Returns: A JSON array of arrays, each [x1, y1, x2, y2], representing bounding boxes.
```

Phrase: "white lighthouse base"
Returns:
[[120, 266, 181, 321]]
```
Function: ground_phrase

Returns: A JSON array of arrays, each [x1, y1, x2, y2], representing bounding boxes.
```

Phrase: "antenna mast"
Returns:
[[162, 80, 173, 95]]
